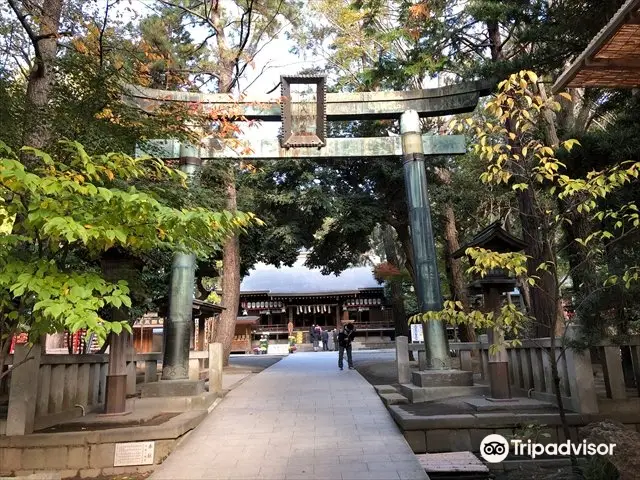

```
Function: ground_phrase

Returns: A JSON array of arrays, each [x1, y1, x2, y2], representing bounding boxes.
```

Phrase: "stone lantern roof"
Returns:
[[452, 220, 528, 258]]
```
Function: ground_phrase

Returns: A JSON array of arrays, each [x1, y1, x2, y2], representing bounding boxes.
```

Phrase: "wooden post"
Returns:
[[486, 288, 511, 399], [105, 332, 130, 414]]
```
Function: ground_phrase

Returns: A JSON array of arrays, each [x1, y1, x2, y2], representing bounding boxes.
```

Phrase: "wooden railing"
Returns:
[[399, 329, 640, 414], [2, 347, 211, 436]]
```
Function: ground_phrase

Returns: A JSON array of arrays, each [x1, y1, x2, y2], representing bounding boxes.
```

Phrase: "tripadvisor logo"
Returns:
[[480, 434, 616, 463]]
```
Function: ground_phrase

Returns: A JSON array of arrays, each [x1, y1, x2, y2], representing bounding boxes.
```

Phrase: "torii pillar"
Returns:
[[401, 110, 450, 370]]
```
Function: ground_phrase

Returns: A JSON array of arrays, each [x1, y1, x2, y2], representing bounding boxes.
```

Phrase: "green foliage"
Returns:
[[0, 141, 259, 344], [412, 71, 640, 351]]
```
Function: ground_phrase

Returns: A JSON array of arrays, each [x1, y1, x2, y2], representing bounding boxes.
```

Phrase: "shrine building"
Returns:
[[234, 252, 394, 350]]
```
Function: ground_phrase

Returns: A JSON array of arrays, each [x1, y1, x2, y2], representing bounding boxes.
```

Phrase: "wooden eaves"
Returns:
[[553, 0, 640, 92]]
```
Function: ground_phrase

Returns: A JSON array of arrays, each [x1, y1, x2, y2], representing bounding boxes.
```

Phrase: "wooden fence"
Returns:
[[2, 346, 211, 436], [400, 330, 640, 414]]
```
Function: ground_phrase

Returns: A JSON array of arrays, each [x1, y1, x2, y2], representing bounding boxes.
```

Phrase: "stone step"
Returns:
[[380, 392, 409, 406], [412, 369, 474, 387], [374, 385, 398, 394], [399, 384, 490, 403], [416, 452, 489, 480]]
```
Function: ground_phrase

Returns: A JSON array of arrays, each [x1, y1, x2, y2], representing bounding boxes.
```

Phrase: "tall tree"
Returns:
[[149, 0, 302, 364], [6, 0, 64, 151]]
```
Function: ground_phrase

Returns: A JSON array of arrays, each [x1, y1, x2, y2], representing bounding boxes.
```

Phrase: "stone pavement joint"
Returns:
[[150, 352, 429, 480]]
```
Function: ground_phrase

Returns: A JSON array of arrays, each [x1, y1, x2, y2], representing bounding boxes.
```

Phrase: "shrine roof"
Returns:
[[453, 220, 527, 258], [553, 0, 640, 91], [240, 262, 382, 296]]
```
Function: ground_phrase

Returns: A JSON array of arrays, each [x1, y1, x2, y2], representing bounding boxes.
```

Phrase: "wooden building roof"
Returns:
[[553, 0, 640, 92], [452, 220, 527, 258]]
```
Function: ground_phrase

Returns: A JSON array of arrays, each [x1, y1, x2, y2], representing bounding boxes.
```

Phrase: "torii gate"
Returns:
[[129, 77, 492, 388]]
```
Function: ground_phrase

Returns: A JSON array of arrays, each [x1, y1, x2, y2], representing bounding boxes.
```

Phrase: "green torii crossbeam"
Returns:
[[129, 79, 492, 382]]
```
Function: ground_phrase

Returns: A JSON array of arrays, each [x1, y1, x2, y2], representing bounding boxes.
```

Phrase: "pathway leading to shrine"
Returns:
[[150, 351, 429, 480]]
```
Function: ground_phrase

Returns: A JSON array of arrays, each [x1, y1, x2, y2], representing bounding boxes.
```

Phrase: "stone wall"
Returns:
[[391, 406, 640, 472], [0, 411, 204, 478]]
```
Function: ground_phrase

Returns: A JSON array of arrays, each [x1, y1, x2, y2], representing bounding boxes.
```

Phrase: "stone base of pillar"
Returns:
[[488, 362, 511, 399], [140, 379, 205, 398], [411, 369, 474, 387], [105, 374, 128, 414]]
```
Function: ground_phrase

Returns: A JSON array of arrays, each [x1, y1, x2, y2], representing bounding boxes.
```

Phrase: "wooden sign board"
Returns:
[[114, 441, 155, 466]]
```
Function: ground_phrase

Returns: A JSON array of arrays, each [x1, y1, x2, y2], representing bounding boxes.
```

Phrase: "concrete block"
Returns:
[[67, 446, 89, 469], [398, 384, 425, 403], [101, 466, 138, 476], [412, 369, 473, 387], [77, 469, 102, 478], [403, 431, 426, 453], [58, 469, 80, 479], [0, 447, 22, 472], [89, 443, 115, 469], [22, 448, 47, 469], [126, 361, 137, 395], [140, 379, 205, 398], [44, 447, 68, 470], [374, 385, 398, 394], [448, 430, 472, 451], [380, 393, 409, 406], [425, 430, 452, 453], [144, 360, 158, 383]]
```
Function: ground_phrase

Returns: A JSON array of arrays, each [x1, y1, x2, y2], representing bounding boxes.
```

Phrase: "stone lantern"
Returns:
[[453, 220, 527, 399]]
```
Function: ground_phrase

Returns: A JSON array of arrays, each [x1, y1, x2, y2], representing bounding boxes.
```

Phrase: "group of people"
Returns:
[[308, 322, 356, 370]]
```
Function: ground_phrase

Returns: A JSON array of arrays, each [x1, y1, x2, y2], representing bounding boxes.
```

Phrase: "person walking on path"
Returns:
[[332, 328, 339, 351], [314, 325, 322, 352], [310, 323, 319, 351], [338, 322, 356, 370], [287, 319, 294, 337], [321, 328, 329, 351]]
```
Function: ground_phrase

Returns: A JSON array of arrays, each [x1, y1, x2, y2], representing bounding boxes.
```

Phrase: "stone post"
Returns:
[[396, 336, 411, 384], [400, 110, 450, 370], [6, 343, 41, 435], [564, 325, 599, 413], [208, 343, 223, 395], [161, 143, 200, 381], [485, 287, 511, 399]]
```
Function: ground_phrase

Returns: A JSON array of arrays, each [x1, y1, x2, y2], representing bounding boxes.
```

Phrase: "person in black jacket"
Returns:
[[337, 322, 356, 370], [321, 329, 329, 351]]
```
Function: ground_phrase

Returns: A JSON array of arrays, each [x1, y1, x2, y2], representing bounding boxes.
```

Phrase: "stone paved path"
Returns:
[[151, 351, 429, 480]]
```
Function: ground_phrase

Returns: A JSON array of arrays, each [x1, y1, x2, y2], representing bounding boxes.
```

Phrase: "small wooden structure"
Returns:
[[453, 220, 527, 399], [232, 316, 259, 353]]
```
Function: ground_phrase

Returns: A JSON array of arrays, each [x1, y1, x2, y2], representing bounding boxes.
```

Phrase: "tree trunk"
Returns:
[[435, 167, 475, 343], [516, 188, 558, 337], [382, 225, 413, 360], [214, 172, 240, 366], [394, 222, 416, 286], [20, 0, 64, 151]]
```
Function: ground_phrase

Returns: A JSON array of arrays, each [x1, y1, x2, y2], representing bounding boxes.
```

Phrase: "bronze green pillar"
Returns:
[[400, 110, 450, 370], [161, 144, 200, 380]]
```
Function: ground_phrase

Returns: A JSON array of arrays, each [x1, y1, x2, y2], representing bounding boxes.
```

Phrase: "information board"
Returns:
[[113, 441, 155, 466], [410, 323, 424, 343]]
